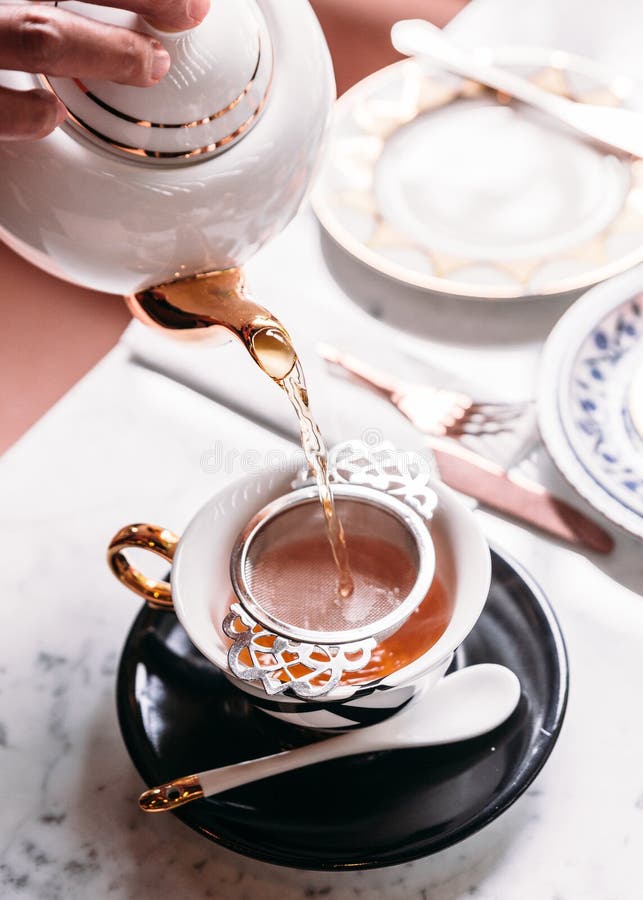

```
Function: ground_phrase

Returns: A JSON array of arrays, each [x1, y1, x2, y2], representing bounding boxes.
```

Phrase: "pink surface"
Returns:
[[0, 242, 130, 454], [314, 0, 467, 94], [0, 0, 465, 454]]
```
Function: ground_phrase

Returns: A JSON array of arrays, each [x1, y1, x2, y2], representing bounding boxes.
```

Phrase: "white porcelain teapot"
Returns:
[[0, 0, 334, 366]]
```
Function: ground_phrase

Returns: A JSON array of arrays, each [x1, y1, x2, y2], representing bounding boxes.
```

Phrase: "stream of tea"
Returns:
[[250, 326, 354, 599]]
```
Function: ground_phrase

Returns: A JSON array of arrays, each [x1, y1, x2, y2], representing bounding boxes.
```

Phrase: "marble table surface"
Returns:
[[2, 196, 643, 900], [6, 0, 643, 893]]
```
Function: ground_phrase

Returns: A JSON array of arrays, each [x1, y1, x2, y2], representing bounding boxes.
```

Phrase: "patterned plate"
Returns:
[[539, 266, 643, 538], [312, 50, 643, 301], [116, 549, 567, 870]]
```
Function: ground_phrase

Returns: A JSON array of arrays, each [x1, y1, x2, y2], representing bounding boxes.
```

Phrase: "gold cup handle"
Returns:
[[107, 524, 180, 610]]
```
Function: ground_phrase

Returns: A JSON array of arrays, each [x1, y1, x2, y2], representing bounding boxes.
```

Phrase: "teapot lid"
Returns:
[[45, 0, 273, 163]]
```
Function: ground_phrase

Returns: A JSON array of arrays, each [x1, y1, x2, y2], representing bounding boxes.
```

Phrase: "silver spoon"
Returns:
[[139, 664, 521, 813], [391, 18, 643, 159]]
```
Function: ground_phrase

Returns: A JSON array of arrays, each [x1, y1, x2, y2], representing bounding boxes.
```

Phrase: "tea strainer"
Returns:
[[223, 442, 439, 699]]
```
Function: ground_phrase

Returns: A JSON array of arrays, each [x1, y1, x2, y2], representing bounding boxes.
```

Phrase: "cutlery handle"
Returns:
[[319, 343, 403, 399], [391, 20, 643, 159], [430, 443, 614, 554], [392, 20, 570, 118], [139, 732, 382, 812]]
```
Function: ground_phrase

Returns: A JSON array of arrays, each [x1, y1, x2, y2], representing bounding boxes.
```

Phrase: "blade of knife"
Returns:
[[428, 438, 614, 554]]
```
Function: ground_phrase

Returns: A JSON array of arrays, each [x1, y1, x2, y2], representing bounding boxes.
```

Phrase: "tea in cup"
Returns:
[[108, 445, 490, 730]]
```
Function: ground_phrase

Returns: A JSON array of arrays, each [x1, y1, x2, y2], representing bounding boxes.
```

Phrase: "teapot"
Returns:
[[0, 0, 335, 375]]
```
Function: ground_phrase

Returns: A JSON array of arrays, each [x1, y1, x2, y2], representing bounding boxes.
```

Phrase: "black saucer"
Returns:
[[116, 549, 568, 871]]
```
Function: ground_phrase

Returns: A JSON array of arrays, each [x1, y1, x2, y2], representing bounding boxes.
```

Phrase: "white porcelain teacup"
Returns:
[[108, 457, 491, 731]]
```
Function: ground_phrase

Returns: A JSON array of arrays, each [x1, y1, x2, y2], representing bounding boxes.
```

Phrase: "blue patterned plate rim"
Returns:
[[539, 266, 643, 539], [559, 294, 643, 515]]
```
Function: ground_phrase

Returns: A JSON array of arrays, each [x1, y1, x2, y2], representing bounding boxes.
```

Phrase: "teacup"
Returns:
[[108, 459, 491, 731]]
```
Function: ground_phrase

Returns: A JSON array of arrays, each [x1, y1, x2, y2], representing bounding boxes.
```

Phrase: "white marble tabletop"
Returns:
[[2, 199, 643, 899], [4, 0, 643, 893]]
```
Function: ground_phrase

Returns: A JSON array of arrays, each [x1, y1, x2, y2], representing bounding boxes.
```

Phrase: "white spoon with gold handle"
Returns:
[[139, 664, 520, 813]]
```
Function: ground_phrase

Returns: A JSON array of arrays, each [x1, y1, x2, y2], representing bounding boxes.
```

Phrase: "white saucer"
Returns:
[[313, 49, 643, 301], [539, 266, 643, 539]]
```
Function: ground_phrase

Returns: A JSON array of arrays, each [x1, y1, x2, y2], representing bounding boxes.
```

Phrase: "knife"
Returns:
[[427, 438, 613, 554], [321, 346, 614, 554]]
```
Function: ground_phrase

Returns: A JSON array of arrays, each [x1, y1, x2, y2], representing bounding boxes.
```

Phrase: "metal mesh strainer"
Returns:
[[229, 483, 435, 646]]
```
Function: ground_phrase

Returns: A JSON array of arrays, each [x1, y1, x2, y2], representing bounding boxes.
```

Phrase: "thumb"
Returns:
[[0, 86, 66, 141]]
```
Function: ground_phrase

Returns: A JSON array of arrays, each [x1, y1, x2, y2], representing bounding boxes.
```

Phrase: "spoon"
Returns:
[[139, 663, 521, 813], [391, 19, 643, 159]]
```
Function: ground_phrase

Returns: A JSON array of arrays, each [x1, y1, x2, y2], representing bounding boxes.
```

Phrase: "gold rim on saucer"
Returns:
[[312, 49, 643, 301]]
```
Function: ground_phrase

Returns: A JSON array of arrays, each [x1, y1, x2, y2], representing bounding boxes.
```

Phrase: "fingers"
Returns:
[[0, 85, 67, 141], [0, 0, 212, 143], [0, 5, 171, 87], [80, 0, 211, 33]]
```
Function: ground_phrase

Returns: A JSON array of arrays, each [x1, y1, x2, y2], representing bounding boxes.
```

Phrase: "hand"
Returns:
[[0, 0, 210, 141]]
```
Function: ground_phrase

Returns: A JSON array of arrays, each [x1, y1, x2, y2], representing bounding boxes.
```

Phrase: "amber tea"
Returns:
[[249, 325, 354, 599]]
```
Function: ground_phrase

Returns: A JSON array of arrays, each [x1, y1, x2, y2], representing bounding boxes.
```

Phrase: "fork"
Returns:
[[319, 344, 531, 438]]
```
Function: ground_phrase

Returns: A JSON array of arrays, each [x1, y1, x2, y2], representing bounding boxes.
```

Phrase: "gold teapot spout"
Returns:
[[125, 268, 297, 382]]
